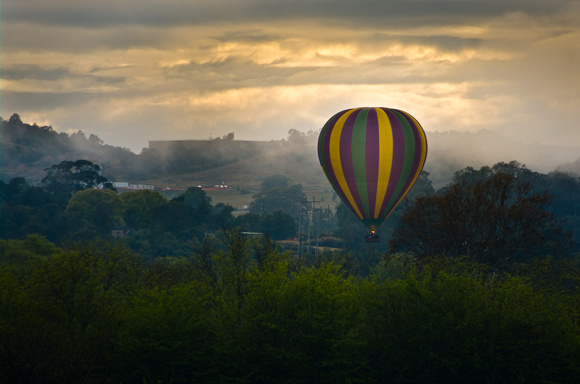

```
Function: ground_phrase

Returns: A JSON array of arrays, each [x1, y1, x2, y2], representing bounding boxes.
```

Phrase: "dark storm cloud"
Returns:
[[393, 35, 484, 52], [1, 91, 96, 112], [2, 64, 125, 85], [2, 0, 579, 153], [4, 1, 573, 55], [3, 22, 172, 52], [167, 57, 316, 87], [4, 0, 571, 28], [211, 30, 282, 44], [335, 30, 484, 52], [2, 65, 72, 82]]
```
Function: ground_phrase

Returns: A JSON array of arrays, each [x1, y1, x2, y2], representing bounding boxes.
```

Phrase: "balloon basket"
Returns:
[[364, 233, 380, 243]]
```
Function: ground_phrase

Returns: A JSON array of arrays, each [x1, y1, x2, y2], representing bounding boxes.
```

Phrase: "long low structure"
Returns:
[[113, 182, 154, 190], [148, 139, 277, 160]]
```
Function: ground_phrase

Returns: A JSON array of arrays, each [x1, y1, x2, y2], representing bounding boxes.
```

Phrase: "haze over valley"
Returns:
[[2, 2, 580, 382], [2, 114, 579, 194]]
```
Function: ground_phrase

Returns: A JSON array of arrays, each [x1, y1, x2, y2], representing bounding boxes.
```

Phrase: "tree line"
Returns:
[[3, 112, 579, 262], [0, 114, 140, 182], [2, 158, 580, 264], [1, 157, 580, 383], [1, 233, 579, 384], [0, 114, 315, 183], [389, 162, 579, 269], [1, 165, 311, 260], [3, 115, 580, 383]]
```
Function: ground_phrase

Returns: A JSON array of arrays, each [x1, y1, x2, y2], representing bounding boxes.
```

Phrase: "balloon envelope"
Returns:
[[318, 107, 428, 231]]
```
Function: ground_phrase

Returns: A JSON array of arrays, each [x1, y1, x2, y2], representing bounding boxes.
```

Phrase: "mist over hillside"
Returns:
[[557, 157, 580, 175], [178, 129, 580, 191], [424, 130, 580, 187], [2, 114, 579, 190], [0, 114, 140, 183]]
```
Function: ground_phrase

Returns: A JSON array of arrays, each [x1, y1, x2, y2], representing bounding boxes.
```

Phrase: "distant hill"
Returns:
[[0, 114, 325, 192], [425, 130, 580, 187], [145, 129, 580, 192], [144, 137, 327, 192], [0, 113, 139, 183], [556, 157, 580, 176], [2, 113, 578, 191]]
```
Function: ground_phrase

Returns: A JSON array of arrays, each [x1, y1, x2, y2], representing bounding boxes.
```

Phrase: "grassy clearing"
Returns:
[[142, 144, 339, 211]]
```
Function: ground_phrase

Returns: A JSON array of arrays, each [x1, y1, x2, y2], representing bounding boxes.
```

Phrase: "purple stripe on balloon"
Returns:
[[391, 110, 423, 205], [340, 109, 364, 214], [384, 111, 427, 219], [378, 108, 404, 215], [365, 108, 380, 219], [389, 110, 421, 210], [321, 111, 349, 205]]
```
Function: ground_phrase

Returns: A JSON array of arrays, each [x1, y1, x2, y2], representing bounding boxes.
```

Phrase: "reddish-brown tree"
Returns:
[[390, 172, 573, 268]]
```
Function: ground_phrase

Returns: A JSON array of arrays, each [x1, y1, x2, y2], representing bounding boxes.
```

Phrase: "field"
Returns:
[[144, 142, 339, 211]]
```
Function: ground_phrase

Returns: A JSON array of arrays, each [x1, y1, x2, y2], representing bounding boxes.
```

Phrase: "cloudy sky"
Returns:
[[2, 0, 579, 153]]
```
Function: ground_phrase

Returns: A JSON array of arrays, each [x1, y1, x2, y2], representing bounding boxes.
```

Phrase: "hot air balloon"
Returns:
[[317, 107, 427, 242]]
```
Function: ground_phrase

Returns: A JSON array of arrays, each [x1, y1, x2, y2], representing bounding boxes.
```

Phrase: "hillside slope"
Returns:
[[3, 114, 579, 191], [143, 140, 329, 192]]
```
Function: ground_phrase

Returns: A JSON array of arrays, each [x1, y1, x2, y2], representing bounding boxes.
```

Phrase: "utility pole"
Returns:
[[306, 203, 311, 256], [297, 205, 302, 256], [300, 197, 321, 257], [314, 197, 320, 258]]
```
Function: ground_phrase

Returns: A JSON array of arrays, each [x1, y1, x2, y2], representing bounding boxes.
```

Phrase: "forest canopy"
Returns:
[[1, 235, 579, 384], [1, 115, 580, 383]]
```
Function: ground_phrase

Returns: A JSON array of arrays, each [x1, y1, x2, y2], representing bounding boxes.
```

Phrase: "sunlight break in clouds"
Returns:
[[1, 0, 579, 152]]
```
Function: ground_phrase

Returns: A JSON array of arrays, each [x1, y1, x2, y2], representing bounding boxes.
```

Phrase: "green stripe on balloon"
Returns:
[[317, 107, 427, 232], [352, 108, 370, 218], [381, 109, 416, 218]]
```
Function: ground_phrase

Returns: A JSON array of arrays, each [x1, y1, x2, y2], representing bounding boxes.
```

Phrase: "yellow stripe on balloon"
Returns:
[[374, 108, 393, 218], [390, 112, 427, 214], [405, 112, 428, 187], [329, 108, 364, 219]]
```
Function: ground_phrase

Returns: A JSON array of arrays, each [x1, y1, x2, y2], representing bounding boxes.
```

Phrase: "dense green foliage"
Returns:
[[0, 174, 308, 258], [3, 115, 580, 255], [0, 114, 140, 182], [42, 159, 115, 208], [390, 162, 578, 265], [0, 114, 280, 182], [3, 116, 580, 383], [3, 160, 580, 266], [1, 235, 579, 384]]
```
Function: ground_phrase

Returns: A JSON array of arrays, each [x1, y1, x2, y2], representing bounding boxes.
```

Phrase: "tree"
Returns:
[[390, 170, 573, 268], [0, 177, 55, 207], [335, 201, 368, 248], [180, 187, 214, 227], [210, 202, 235, 230], [115, 282, 213, 384], [358, 261, 580, 384], [231, 210, 297, 240], [239, 262, 363, 383], [8, 113, 23, 125], [452, 161, 544, 187], [0, 242, 141, 383], [65, 189, 123, 241], [152, 199, 191, 233], [406, 170, 435, 200], [260, 175, 292, 191], [544, 171, 580, 252], [544, 171, 580, 217], [0, 178, 65, 242], [258, 210, 297, 240], [120, 189, 167, 229], [233, 212, 261, 233], [250, 186, 307, 219], [42, 160, 114, 208]]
